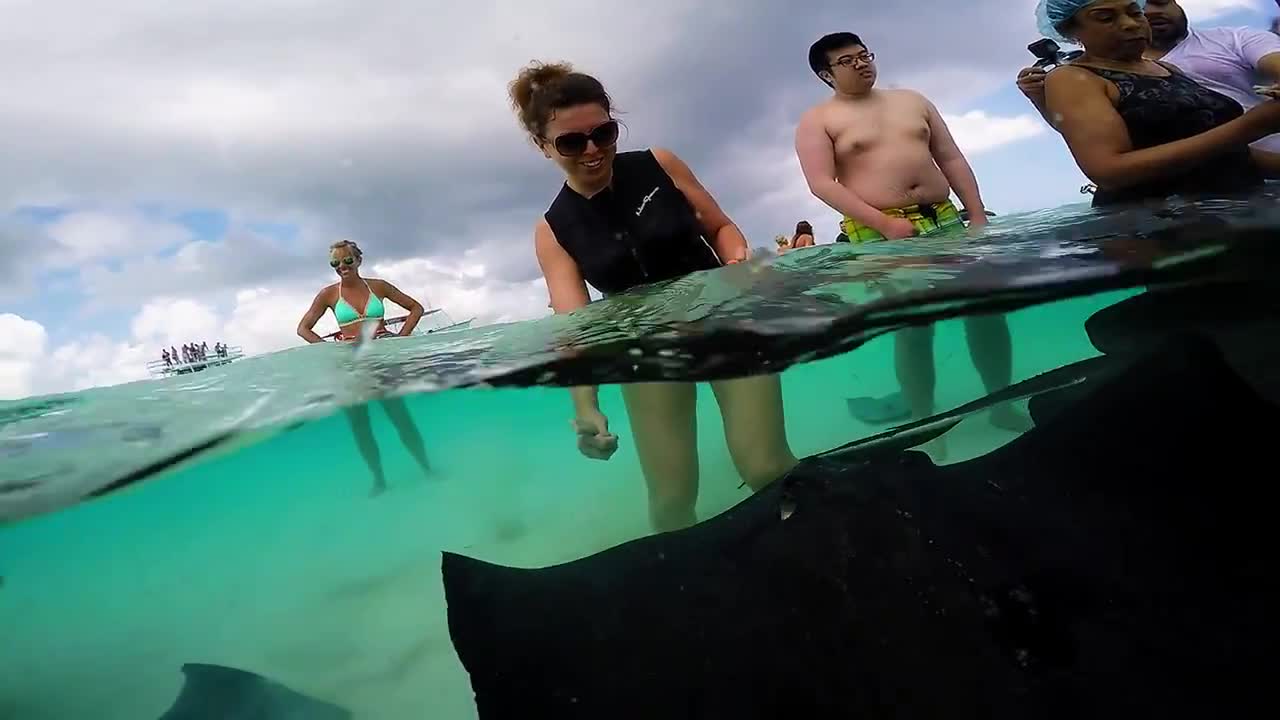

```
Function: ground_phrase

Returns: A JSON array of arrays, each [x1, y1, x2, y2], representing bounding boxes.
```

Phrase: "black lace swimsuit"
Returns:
[[1079, 62, 1263, 206]]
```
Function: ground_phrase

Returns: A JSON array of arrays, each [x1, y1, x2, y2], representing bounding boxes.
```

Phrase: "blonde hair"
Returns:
[[329, 239, 362, 258]]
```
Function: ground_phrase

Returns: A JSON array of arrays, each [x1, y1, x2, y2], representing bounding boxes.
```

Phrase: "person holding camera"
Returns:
[[1019, 0, 1280, 155], [1025, 0, 1280, 207]]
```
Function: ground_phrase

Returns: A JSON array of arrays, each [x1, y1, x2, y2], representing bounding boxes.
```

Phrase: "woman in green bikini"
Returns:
[[297, 240, 432, 495]]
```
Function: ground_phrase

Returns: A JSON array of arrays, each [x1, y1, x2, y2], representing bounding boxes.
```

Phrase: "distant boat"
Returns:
[[320, 307, 474, 342], [147, 346, 244, 378]]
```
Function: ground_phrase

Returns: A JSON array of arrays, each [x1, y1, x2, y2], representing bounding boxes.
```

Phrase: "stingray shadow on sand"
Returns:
[[155, 663, 350, 720]]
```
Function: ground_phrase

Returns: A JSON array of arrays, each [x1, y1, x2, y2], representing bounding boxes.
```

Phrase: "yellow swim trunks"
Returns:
[[839, 199, 964, 243]]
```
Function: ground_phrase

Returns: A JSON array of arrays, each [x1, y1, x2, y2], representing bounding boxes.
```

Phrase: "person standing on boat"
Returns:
[[296, 239, 433, 495], [794, 31, 1031, 461], [509, 60, 798, 533]]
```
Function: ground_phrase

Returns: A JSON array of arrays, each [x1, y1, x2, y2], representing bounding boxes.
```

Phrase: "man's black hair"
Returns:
[[808, 32, 868, 84]]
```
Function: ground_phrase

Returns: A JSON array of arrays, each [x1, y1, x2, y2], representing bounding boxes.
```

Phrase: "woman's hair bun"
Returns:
[[509, 61, 574, 116]]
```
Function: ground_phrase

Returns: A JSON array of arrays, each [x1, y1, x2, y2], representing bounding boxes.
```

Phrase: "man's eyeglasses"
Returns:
[[831, 53, 875, 69]]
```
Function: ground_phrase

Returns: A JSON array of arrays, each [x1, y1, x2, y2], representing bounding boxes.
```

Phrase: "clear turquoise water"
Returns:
[[0, 272, 1139, 717]]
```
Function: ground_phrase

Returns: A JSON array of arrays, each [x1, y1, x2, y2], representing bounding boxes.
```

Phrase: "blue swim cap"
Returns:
[[1035, 0, 1147, 44]]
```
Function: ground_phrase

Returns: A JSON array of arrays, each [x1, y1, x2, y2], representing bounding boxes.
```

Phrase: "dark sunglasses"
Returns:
[[330, 256, 356, 268], [551, 119, 619, 157]]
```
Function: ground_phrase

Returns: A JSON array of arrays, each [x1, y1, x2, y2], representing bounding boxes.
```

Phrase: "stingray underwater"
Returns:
[[442, 279, 1279, 719]]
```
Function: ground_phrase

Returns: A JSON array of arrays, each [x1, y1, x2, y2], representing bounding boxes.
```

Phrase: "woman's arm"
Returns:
[[1016, 67, 1057, 128], [374, 279, 425, 335], [1046, 66, 1278, 189], [1250, 146, 1280, 178], [535, 219, 601, 416], [651, 147, 748, 264], [297, 288, 332, 344]]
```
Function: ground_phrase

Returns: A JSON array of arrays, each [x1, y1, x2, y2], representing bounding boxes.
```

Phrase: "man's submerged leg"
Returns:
[[895, 323, 947, 460], [964, 313, 1034, 432]]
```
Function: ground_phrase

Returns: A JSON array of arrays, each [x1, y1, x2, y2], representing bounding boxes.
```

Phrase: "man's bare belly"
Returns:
[[837, 146, 952, 211]]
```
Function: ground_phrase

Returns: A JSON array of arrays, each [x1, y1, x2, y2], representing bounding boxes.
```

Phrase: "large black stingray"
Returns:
[[155, 664, 350, 720], [1085, 282, 1280, 403], [442, 335, 1278, 719]]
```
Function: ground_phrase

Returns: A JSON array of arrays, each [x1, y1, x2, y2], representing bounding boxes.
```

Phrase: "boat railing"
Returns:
[[147, 346, 244, 376]]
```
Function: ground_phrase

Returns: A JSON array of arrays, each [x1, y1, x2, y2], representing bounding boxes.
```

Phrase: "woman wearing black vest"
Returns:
[[509, 61, 798, 533]]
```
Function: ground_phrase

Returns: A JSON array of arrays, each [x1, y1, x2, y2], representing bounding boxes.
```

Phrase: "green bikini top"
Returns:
[[333, 280, 386, 326]]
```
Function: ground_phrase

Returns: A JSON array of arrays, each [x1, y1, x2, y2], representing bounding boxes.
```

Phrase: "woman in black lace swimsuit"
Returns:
[[1038, 0, 1280, 206]]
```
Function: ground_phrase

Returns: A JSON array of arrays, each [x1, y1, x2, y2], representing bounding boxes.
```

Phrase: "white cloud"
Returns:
[[888, 68, 1022, 110], [1180, 0, 1262, 22], [373, 257, 550, 327], [0, 313, 159, 400], [222, 287, 330, 354], [944, 111, 1047, 155], [130, 298, 225, 349], [45, 209, 193, 266], [0, 313, 49, 399], [45, 334, 153, 395]]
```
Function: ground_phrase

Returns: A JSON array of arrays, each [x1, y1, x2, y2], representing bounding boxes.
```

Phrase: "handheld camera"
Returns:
[[1028, 39, 1081, 69]]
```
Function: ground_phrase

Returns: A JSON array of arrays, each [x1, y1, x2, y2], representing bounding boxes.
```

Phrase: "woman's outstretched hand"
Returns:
[[572, 409, 619, 461]]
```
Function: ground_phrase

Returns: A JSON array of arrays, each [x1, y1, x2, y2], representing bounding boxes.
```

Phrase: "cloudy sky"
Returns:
[[0, 0, 1267, 399]]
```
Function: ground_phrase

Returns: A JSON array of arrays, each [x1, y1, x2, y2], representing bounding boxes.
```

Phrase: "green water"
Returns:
[[0, 287, 1137, 719]]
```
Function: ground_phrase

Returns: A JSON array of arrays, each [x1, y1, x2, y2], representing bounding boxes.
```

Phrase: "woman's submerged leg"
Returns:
[[344, 404, 387, 496], [710, 374, 799, 492], [380, 396, 432, 476], [621, 382, 700, 533]]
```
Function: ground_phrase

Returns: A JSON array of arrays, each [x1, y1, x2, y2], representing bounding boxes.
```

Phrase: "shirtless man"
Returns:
[[795, 32, 1031, 458]]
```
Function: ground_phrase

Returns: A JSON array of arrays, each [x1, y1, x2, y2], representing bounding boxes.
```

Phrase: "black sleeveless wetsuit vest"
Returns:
[[545, 149, 722, 296], [1081, 64, 1263, 207]]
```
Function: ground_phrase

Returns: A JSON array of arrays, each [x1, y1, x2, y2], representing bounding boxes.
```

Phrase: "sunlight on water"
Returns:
[[0, 287, 1136, 719]]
